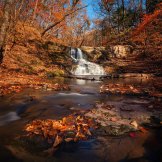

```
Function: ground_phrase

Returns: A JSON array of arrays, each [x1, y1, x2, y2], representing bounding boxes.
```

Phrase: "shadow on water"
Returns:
[[119, 128, 162, 162], [52, 140, 105, 162], [0, 146, 23, 162]]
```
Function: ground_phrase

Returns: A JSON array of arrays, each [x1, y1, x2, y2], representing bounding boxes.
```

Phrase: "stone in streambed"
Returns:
[[85, 104, 139, 136], [96, 124, 136, 136]]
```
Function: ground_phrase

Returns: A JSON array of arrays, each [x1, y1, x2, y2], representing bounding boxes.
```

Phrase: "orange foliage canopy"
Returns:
[[133, 2, 162, 36]]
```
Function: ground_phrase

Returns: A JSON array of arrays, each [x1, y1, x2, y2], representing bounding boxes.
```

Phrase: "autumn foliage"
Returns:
[[133, 2, 162, 36], [24, 114, 96, 153]]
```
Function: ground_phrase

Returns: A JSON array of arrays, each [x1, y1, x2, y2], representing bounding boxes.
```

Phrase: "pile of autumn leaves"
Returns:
[[0, 85, 22, 96], [24, 114, 96, 152]]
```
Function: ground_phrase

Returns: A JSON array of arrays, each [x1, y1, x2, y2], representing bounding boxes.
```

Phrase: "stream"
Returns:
[[0, 78, 162, 162]]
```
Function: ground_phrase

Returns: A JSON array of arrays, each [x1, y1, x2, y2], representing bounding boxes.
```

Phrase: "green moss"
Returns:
[[46, 69, 64, 78]]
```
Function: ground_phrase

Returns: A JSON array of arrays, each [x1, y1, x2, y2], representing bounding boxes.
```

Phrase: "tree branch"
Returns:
[[41, 5, 87, 37]]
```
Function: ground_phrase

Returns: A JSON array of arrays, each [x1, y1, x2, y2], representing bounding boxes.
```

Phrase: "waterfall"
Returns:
[[70, 48, 105, 76]]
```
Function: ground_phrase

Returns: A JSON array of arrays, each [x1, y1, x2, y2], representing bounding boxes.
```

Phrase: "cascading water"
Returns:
[[70, 48, 105, 76]]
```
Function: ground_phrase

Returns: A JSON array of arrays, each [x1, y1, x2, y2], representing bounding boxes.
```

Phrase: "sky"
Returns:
[[83, 0, 97, 20]]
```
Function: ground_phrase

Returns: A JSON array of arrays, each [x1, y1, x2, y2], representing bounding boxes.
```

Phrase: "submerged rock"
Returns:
[[97, 124, 136, 136], [85, 103, 139, 136]]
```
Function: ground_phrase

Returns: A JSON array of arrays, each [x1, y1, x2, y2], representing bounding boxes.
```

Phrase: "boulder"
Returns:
[[110, 45, 133, 58]]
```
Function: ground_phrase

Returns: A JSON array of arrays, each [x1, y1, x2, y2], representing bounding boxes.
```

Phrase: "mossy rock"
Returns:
[[96, 124, 135, 136], [46, 70, 64, 78]]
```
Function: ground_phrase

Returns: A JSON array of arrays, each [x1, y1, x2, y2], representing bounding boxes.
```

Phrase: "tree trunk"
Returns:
[[121, 0, 125, 30], [139, 0, 143, 22], [116, 0, 120, 42], [32, 0, 39, 22], [0, 0, 12, 64]]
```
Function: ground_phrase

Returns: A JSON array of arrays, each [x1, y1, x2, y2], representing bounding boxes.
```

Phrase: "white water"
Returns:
[[70, 48, 105, 76], [56, 92, 88, 96]]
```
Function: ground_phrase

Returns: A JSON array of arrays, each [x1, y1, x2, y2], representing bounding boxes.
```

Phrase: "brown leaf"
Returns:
[[53, 135, 62, 147], [65, 138, 73, 142]]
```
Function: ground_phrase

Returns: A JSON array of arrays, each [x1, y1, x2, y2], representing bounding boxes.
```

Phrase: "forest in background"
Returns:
[[0, 0, 161, 69], [0, 0, 90, 61]]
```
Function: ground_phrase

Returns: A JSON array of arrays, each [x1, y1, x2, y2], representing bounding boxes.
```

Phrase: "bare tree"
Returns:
[[32, 0, 39, 22]]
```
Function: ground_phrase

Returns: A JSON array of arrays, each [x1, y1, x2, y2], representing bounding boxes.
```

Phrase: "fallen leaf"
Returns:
[[129, 132, 136, 138], [53, 135, 63, 147], [130, 120, 138, 129]]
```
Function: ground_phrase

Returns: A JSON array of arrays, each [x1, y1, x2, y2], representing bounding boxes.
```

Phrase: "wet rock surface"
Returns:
[[85, 102, 153, 136]]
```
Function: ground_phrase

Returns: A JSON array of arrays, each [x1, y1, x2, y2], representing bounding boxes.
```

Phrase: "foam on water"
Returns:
[[57, 92, 88, 96]]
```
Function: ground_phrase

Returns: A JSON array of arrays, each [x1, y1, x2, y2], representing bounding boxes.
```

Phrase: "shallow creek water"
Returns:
[[0, 78, 161, 162]]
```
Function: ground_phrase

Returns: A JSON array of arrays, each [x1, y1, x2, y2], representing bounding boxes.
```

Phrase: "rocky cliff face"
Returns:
[[81, 45, 133, 62], [81, 46, 108, 63], [110, 45, 133, 58]]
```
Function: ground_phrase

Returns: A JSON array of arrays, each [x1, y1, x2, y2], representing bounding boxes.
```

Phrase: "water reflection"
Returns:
[[76, 79, 86, 85]]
